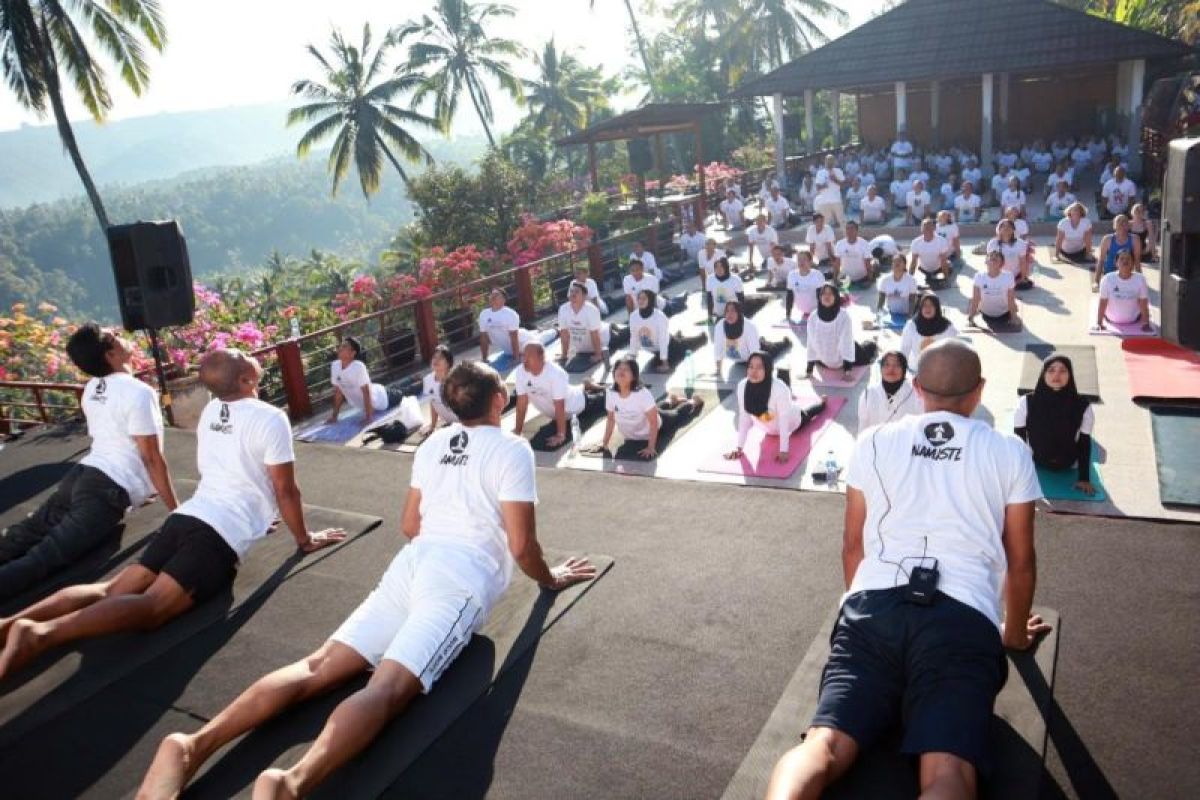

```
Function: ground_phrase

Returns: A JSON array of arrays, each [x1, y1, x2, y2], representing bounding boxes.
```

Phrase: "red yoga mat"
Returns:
[[698, 396, 847, 479], [1122, 338, 1200, 402]]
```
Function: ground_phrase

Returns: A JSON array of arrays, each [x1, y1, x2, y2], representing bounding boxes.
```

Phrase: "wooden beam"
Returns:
[[588, 140, 599, 192]]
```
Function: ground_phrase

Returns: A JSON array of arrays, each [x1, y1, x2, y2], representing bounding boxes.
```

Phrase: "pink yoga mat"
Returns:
[[806, 365, 867, 388], [1122, 338, 1200, 402], [697, 396, 847, 479], [1088, 298, 1157, 337]]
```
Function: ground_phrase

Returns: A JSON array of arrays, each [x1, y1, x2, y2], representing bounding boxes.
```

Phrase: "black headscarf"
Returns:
[[713, 257, 732, 281], [638, 290, 657, 319], [914, 293, 951, 336], [722, 301, 745, 340], [1025, 354, 1090, 464], [816, 283, 841, 323], [744, 350, 774, 417], [880, 350, 908, 398]]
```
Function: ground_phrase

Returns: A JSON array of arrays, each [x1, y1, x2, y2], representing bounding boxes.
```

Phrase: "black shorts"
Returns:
[[812, 587, 1007, 774], [138, 514, 238, 602]]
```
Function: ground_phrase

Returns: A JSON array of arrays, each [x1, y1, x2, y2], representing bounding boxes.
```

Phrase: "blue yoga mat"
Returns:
[[1036, 461, 1107, 502], [886, 312, 907, 331], [489, 330, 558, 372]]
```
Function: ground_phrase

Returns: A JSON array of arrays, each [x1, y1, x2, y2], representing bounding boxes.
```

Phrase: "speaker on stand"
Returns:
[[107, 219, 196, 423], [1159, 137, 1200, 351]]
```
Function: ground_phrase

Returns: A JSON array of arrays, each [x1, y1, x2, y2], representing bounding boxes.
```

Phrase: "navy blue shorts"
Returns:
[[811, 587, 1007, 774]]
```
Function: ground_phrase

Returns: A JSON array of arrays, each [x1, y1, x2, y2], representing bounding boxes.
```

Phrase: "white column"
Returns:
[[1128, 58, 1146, 174], [930, 80, 940, 147], [831, 90, 841, 146], [804, 89, 815, 151], [999, 72, 1009, 143], [981, 73, 994, 170], [772, 92, 786, 187], [895, 81, 907, 135]]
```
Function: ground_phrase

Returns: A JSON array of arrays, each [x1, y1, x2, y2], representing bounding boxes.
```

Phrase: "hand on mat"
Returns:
[[1073, 480, 1096, 496], [1094, 320, 1106, 331], [580, 443, 608, 456], [301, 528, 346, 553], [544, 556, 598, 591], [725, 447, 744, 460], [637, 444, 658, 460], [1141, 322, 1154, 333], [774, 451, 790, 464], [546, 433, 567, 449], [1002, 613, 1052, 651], [325, 414, 339, 424]]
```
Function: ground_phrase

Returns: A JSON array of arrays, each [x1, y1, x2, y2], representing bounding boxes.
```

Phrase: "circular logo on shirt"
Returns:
[[924, 421, 954, 446], [449, 431, 469, 454]]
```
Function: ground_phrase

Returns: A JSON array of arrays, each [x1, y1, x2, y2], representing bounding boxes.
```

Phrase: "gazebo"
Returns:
[[730, 0, 1192, 178], [556, 102, 724, 218]]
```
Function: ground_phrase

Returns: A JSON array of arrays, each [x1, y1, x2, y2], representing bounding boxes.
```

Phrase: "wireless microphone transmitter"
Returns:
[[905, 562, 939, 606]]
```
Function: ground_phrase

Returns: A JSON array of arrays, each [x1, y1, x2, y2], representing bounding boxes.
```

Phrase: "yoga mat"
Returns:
[[1018, 344, 1100, 402], [808, 365, 868, 389], [1037, 461, 1107, 502], [294, 401, 409, 445], [563, 353, 605, 374], [720, 606, 1060, 800], [518, 401, 606, 452], [578, 390, 721, 462], [1150, 406, 1200, 507], [0, 504, 383, 748], [182, 550, 615, 800], [1122, 339, 1200, 402], [970, 315, 1024, 334], [697, 396, 846, 479], [1087, 298, 1157, 337]]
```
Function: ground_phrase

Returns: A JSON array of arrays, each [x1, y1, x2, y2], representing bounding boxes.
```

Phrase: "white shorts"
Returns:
[[330, 541, 494, 693]]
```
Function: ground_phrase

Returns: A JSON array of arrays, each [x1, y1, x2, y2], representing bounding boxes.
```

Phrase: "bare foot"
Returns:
[[690, 395, 706, 412], [0, 619, 47, 681], [253, 768, 300, 800], [137, 732, 203, 799]]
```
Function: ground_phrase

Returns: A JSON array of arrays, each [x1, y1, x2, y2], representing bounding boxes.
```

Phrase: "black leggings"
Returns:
[[649, 332, 708, 368], [622, 398, 701, 451], [707, 291, 746, 318], [1059, 248, 1093, 264], [807, 341, 877, 373]]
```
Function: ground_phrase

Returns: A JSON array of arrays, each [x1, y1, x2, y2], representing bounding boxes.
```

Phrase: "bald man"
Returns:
[[0, 349, 346, 681], [768, 340, 1050, 800]]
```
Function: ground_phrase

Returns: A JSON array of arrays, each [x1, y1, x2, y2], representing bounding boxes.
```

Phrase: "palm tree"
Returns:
[[0, 0, 167, 233], [523, 40, 601, 136], [590, 0, 658, 98], [743, 0, 847, 72], [397, 0, 526, 148], [288, 24, 441, 198]]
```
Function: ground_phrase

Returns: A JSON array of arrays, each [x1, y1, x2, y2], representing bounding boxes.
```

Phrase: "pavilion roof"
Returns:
[[555, 103, 723, 146]]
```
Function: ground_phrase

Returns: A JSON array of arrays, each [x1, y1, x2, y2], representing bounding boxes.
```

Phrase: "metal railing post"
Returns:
[[275, 340, 312, 421]]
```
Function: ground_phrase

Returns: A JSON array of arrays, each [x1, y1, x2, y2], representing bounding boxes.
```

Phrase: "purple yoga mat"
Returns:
[[1088, 298, 1156, 337], [697, 396, 847, 479], [805, 365, 867, 388]]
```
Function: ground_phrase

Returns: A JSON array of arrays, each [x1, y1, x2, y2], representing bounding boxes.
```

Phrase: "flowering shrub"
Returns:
[[505, 216, 593, 267], [662, 161, 744, 194]]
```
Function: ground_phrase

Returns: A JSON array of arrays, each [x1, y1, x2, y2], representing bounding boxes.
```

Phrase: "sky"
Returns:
[[0, 0, 888, 134]]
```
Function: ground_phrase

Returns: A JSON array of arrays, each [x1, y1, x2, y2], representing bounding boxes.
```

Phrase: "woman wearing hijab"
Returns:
[[713, 301, 788, 374], [705, 256, 746, 320], [628, 290, 707, 373], [1014, 354, 1096, 495], [726, 350, 826, 464], [584, 356, 706, 460], [804, 283, 877, 380], [899, 293, 959, 368], [856, 350, 923, 432]]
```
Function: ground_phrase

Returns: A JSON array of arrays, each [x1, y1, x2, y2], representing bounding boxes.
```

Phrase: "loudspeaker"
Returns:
[[107, 220, 195, 332], [628, 138, 652, 175], [1162, 136, 1200, 234], [1160, 138, 1200, 350]]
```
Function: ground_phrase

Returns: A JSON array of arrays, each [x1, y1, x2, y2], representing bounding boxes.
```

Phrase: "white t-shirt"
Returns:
[[557, 301, 609, 353], [991, 173, 1010, 196], [846, 412, 1042, 627], [1099, 271, 1149, 324], [479, 305, 523, 355], [706, 274, 745, 315], [835, 237, 872, 281], [720, 198, 745, 227], [954, 193, 981, 222], [878, 272, 918, 314], [747, 224, 780, 260], [1014, 394, 1095, 439], [1046, 192, 1077, 218], [606, 386, 658, 441], [1057, 216, 1091, 252], [1001, 188, 1027, 211], [857, 381, 923, 432], [986, 238, 1029, 275], [935, 222, 960, 250], [332, 360, 388, 414], [906, 190, 931, 219], [1071, 147, 1092, 169], [630, 250, 659, 278], [868, 235, 899, 259], [629, 308, 672, 361], [765, 195, 791, 226], [410, 423, 537, 605], [814, 167, 845, 206], [890, 179, 913, 207], [961, 166, 982, 187], [1048, 169, 1073, 190], [79, 372, 163, 508], [974, 270, 1015, 317], [697, 248, 725, 278], [623, 272, 663, 303], [909, 235, 949, 273], [1032, 151, 1053, 172], [806, 224, 836, 261], [899, 319, 959, 367], [713, 316, 763, 363], [422, 372, 458, 424], [860, 194, 887, 223], [806, 309, 855, 368], [174, 398, 294, 559], [1101, 178, 1137, 215], [787, 268, 826, 316], [679, 231, 706, 261], [514, 361, 584, 418], [766, 256, 796, 287]]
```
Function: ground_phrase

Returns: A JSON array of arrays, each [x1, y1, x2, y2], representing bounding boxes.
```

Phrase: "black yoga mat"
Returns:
[[720, 606, 1060, 800], [579, 390, 720, 462], [0, 504, 382, 748], [1150, 405, 1200, 507], [1019, 344, 1100, 402]]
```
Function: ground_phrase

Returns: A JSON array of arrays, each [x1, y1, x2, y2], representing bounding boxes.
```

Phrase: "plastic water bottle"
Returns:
[[684, 349, 696, 395], [570, 415, 582, 454], [289, 316, 301, 339], [825, 449, 840, 486]]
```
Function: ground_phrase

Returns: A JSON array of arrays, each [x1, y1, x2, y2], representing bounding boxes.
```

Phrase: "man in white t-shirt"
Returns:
[[961, 159, 982, 192], [697, 238, 724, 284], [514, 341, 605, 449], [678, 221, 706, 263], [813, 154, 847, 229], [890, 171, 913, 212], [559, 282, 612, 362], [622, 259, 664, 313], [767, 340, 1048, 800], [629, 241, 660, 279], [138, 361, 596, 799], [328, 336, 390, 424], [1045, 182, 1076, 219], [1097, 269, 1152, 330], [953, 182, 981, 223], [834, 221, 873, 284], [765, 185, 792, 229], [859, 185, 887, 225], [890, 133, 914, 172], [765, 244, 797, 289], [905, 180, 932, 225], [806, 213, 837, 273], [747, 214, 780, 269], [0, 350, 347, 682], [0, 324, 178, 601], [720, 189, 746, 230], [478, 288, 529, 359], [909, 219, 951, 283], [1100, 166, 1137, 219]]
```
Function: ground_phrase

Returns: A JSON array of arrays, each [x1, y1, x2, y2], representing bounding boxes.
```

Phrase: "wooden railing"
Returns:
[[0, 381, 86, 435]]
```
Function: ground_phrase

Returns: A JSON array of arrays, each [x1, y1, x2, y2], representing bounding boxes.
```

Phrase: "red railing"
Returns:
[[0, 381, 85, 435]]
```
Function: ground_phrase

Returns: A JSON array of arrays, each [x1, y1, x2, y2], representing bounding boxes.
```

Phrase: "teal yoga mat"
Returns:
[[1036, 461, 1106, 502], [1150, 406, 1200, 507]]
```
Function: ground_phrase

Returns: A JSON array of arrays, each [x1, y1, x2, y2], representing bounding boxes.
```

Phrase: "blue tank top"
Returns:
[[1104, 234, 1133, 274]]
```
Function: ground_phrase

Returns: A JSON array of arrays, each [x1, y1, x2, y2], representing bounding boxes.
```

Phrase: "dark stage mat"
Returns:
[[721, 606, 1060, 800], [0, 505, 382, 748], [1150, 406, 1200, 507], [180, 551, 614, 799], [579, 390, 720, 462], [1019, 345, 1100, 402]]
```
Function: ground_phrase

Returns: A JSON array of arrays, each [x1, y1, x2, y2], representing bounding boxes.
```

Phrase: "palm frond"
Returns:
[[293, 111, 345, 156]]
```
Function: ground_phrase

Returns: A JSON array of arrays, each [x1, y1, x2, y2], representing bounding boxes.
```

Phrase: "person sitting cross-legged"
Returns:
[[627, 289, 707, 373], [137, 360, 596, 800], [0, 324, 178, 603], [0, 349, 347, 682], [585, 355, 706, 461], [766, 339, 1050, 800], [726, 350, 826, 464]]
